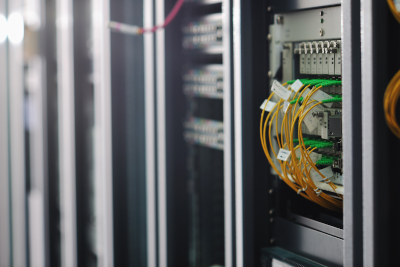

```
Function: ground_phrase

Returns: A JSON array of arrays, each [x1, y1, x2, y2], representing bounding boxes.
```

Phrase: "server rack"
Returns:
[[237, 0, 362, 266]]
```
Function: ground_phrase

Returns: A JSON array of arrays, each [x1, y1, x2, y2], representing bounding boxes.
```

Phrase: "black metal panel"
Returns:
[[164, 0, 190, 266], [239, 0, 271, 266], [44, 0, 61, 266], [110, 0, 148, 266], [261, 247, 328, 267], [342, 0, 363, 265], [269, 0, 340, 13], [73, 0, 96, 265], [361, 0, 400, 265], [273, 218, 343, 267]]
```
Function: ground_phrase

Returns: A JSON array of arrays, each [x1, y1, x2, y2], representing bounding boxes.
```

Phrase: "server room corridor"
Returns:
[[0, 0, 399, 266]]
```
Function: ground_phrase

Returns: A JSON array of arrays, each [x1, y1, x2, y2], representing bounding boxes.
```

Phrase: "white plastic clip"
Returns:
[[314, 188, 322, 196], [322, 176, 331, 183], [297, 185, 308, 194]]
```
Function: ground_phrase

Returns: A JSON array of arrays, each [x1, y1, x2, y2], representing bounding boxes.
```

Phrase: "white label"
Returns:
[[277, 149, 291, 161], [283, 101, 290, 113], [395, 0, 400, 12], [291, 80, 303, 92], [272, 259, 285, 267], [303, 104, 324, 132], [331, 172, 343, 185], [271, 80, 292, 101], [310, 166, 334, 183], [311, 90, 333, 108], [310, 152, 323, 163], [300, 88, 311, 99], [259, 100, 277, 112]]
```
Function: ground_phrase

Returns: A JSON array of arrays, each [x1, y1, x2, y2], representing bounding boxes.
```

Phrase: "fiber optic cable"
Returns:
[[109, 0, 185, 35], [260, 79, 343, 211]]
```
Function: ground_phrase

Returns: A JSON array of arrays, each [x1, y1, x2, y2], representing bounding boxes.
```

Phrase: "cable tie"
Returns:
[[322, 176, 331, 183], [297, 185, 308, 194], [314, 188, 322, 196]]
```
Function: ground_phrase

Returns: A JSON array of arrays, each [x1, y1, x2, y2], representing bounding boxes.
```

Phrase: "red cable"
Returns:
[[142, 0, 185, 33]]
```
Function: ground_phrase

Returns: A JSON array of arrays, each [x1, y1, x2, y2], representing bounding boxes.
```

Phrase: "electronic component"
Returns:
[[182, 14, 223, 53], [184, 117, 224, 150], [183, 65, 223, 99], [295, 40, 342, 75]]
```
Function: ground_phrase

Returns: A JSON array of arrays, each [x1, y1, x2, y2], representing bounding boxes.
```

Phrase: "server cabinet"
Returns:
[[236, 0, 363, 266]]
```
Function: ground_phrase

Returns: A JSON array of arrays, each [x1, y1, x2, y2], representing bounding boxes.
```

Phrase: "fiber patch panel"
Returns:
[[182, 14, 223, 52], [184, 117, 224, 150], [295, 40, 342, 75], [183, 65, 223, 99]]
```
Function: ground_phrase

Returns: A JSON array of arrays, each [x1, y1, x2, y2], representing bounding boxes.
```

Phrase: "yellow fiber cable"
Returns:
[[388, 0, 400, 23]]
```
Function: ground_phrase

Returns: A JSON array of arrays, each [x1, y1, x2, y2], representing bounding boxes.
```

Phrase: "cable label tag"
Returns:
[[311, 90, 334, 108], [259, 100, 277, 112], [277, 149, 291, 161], [283, 101, 290, 113], [310, 166, 334, 183], [291, 80, 303, 92], [303, 104, 324, 132], [271, 80, 292, 101], [395, 0, 400, 12]]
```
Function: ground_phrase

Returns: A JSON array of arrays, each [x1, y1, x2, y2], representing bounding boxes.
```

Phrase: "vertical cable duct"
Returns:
[[222, 0, 233, 265], [156, 0, 167, 266], [56, 0, 77, 265], [8, 0, 27, 266], [0, 0, 10, 265], [92, 0, 114, 266], [361, 0, 375, 265], [232, 0, 243, 266], [144, 0, 157, 266]]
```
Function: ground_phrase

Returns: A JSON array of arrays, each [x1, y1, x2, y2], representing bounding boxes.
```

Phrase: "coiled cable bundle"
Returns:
[[384, 0, 400, 137], [388, 0, 400, 23], [384, 70, 400, 138]]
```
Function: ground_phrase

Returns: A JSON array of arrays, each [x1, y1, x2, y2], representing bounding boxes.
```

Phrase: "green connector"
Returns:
[[322, 97, 342, 103], [316, 159, 334, 165], [293, 137, 310, 143], [303, 139, 334, 149], [289, 97, 304, 105]]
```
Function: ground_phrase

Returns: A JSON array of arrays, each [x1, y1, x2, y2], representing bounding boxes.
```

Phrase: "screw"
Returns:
[[268, 189, 274, 194], [268, 6, 272, 12], [270, 238, 275, 244], [276, 16, 284, 25], [319, 28, 324, 36], [269, 218, 274, 223], [268, 71, 272, 78], [267, 34, 272, 41]]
